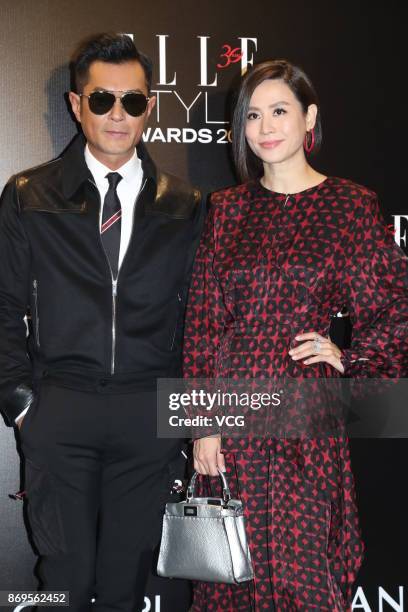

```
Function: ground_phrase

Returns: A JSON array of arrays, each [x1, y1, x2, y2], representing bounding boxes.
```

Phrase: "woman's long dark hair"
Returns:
[[232, 59, 322, 182]]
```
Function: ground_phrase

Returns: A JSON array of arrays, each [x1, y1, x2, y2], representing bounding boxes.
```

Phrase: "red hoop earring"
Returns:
[[304, 129, 315, 154]]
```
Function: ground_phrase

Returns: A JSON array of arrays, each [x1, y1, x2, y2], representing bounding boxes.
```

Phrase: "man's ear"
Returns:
[[144, 95, 156, 122], [68, 91, 82, 124]]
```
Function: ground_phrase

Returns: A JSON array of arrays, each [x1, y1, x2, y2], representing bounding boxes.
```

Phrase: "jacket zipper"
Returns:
[[89, 176, 147, 375], [32, 279, 40, 348], [111, 278, 117, 375], [170, 292, 182, 350]]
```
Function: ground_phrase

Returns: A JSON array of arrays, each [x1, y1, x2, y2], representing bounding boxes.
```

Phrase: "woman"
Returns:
[[182, 60, 408, 611]]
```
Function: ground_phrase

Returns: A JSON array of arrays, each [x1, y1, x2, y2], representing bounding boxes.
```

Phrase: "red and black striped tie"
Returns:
[[101, 172, 122, 278]]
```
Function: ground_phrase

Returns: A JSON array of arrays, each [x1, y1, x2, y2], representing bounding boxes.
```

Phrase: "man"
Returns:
[[0, 33, 202, 611]]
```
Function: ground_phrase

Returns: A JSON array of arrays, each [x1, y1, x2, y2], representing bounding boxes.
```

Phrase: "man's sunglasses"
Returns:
[[79, 90, 150, 117]]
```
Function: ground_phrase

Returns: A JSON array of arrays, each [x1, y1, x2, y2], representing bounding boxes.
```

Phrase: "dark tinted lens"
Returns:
[[121, 93, 148, 117], [88, 91, 116, 115]]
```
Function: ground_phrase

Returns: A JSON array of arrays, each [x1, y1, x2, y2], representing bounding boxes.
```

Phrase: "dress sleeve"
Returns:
[[339, 194, 408, 378], [183, 194, 228, 378], [183, 194, 228, 438]]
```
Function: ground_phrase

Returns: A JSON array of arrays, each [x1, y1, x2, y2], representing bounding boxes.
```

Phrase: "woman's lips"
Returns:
[[259, 140, 283, 149]]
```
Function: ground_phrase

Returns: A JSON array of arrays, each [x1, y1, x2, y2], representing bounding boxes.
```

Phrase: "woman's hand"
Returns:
[[289, 332, 345, 374], [193, 434, 226, 476]]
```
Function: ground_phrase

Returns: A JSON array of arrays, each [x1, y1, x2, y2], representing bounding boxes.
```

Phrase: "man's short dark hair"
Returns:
[[70, 32, 152, 94]]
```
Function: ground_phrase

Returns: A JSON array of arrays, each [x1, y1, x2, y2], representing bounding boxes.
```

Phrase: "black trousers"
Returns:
[[20, 382, 183, 612]]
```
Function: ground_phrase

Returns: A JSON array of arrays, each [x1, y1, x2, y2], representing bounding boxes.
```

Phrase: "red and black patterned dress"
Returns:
[[182, 177, 408, 611]]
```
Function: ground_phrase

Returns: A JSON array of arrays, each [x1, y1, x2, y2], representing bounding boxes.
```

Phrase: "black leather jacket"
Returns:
[[0, 134, 203, 425]]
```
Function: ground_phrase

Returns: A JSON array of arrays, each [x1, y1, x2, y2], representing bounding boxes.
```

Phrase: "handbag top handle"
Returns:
[[186, 469, 231, 504]]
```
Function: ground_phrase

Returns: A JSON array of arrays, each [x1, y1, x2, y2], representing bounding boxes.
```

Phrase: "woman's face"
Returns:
[[245, 78, 316, 167]]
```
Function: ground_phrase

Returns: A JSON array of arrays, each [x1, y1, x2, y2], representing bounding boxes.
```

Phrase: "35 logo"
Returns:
[[217, 45, 244, 69]]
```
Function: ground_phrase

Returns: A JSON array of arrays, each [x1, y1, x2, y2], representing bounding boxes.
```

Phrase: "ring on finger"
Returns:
[[313, 337, 322, 353]]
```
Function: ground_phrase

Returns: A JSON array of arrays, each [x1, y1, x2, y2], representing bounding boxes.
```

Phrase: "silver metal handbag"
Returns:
[[157, 468, 254, 584]]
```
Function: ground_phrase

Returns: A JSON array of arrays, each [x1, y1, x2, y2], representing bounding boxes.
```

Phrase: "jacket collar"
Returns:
[[61, 132, 157, 200]]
